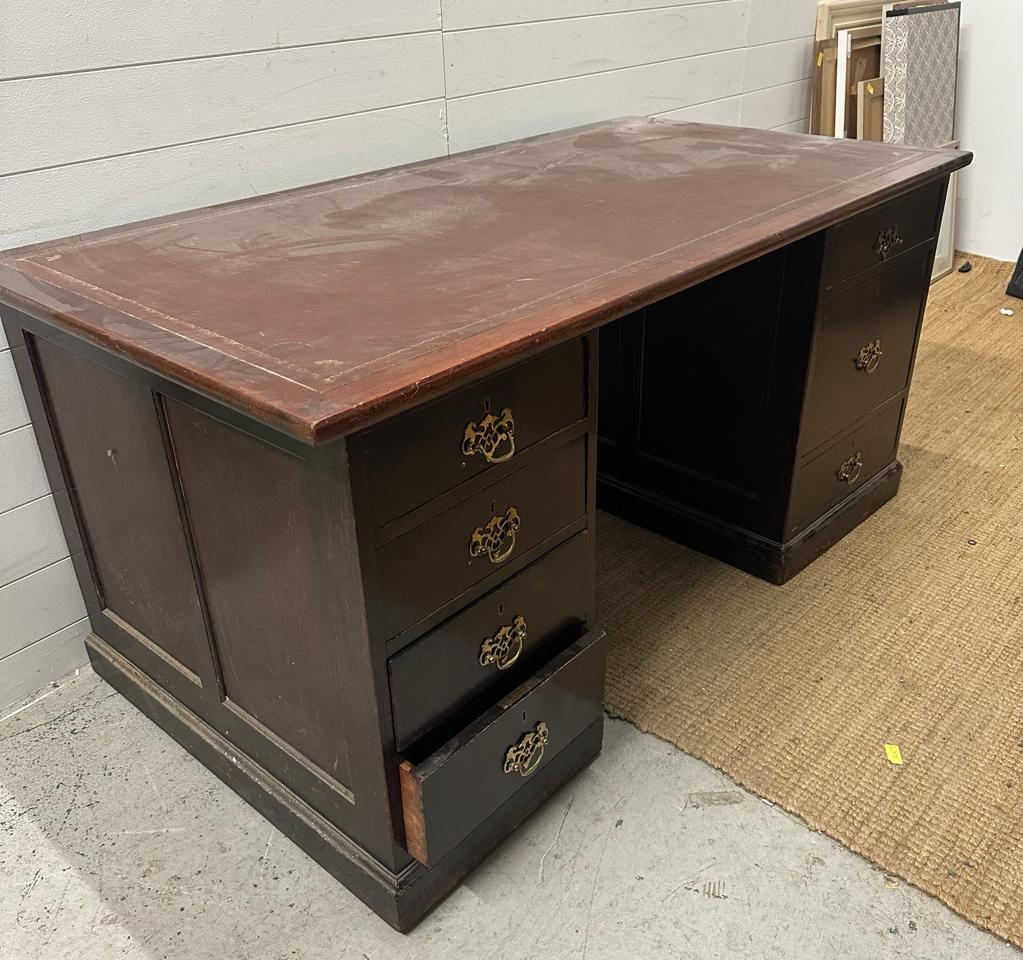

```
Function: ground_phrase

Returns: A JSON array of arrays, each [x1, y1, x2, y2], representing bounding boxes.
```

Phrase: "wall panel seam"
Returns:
[[1, 421, 36, 440], [0, 554, 73, 592], [746, 31, 816, 49], [439, 0, 452, 154], [443, 0, 739, 34], [0, 615, 89, 667], [0, 492, 52, 519], [0, 97, 449, 181], [772, 117, 810, 130], [650, 93, 738, 117], [737, 0, 753, 123], [0, 29, 443, 84], [743, 76, 814, 95], [747, 34, 814, 50], [445, 45, 747, 101]]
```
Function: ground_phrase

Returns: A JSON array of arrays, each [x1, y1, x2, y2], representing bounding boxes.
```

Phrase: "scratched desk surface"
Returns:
[[0, 119, 970, 442]]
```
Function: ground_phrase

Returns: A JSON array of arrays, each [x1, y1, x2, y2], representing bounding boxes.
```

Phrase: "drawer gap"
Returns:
[[399, 627, 606, 865], [394, 622, 589, 758]]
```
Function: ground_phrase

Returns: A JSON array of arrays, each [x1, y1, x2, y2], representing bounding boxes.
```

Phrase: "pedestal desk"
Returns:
[[0, 120, 971, 929]]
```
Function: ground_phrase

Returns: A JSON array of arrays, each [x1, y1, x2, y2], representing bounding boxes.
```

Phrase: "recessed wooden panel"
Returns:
[[636, 250, 785, 493], [165, 400, 352, 786], [31, 336, 211, 680]]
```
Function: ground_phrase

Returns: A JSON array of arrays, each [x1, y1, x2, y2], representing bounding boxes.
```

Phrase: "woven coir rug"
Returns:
[[597, 255, 1023, 945]]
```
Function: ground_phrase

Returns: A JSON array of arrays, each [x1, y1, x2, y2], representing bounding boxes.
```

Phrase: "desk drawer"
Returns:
[[362, 340, 586, 527], [376, 435, 587, 639], [389, 534, 592, 750], [801, 248, 930, 452], [821, 180, 943, 293], [789, 400, 903, 535], [399, 628, 606, 865]]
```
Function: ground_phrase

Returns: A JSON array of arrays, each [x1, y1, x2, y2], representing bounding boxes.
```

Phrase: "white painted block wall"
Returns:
[[955, 2, 1023, 263], [0, 0, 819, 708]]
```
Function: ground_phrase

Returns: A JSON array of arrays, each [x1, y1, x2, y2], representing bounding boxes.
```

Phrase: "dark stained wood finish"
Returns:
[[374, 435, 587, 639], [7, 311, 407, 867], [389, 533, 593, 750], [788, 397, 904, 535], [801, 248, 932, 453], [399, 629, 606, 866], [597, 178, 947, 583], [86, 628, 604, 932], [0, 121, 970, 443], [0, 122, 972, 931], [634, 249, 787, 498], [363, 339, 586, 527], [164, 398, 355, 787], [30, 336, 214, 693], [821, 178, 944, 292], [5, 308, 599, 914], [598, 236, 826, 540]]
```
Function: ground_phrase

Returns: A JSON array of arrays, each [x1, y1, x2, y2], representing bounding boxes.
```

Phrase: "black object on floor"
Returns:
[[1008, 248, 1023, 299], [958, 261, 972, 273]]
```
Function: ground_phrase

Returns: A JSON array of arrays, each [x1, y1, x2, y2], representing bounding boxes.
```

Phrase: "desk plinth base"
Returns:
[[598, 461, 902, 585], [85, 633, 603, 932]]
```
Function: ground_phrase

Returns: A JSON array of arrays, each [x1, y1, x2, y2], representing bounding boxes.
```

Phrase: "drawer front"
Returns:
[[801, 248, 930, 452], [821, 179, 943, 293], [399, 628, 606, 865], [362, 340, 586, 527], [789, 400, 903, 535], [376, 436, 587, 639], [389, 533, 592, 749]]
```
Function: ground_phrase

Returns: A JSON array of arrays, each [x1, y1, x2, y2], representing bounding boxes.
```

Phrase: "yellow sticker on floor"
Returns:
[[884, 743, 904, 765]]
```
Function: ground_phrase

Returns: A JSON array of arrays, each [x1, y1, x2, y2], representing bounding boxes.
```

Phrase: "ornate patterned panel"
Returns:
[[883, 4, 960, 147]]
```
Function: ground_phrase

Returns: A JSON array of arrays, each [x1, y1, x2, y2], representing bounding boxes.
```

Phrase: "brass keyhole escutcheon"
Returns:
[[503, 721, 549, 777], [837, 452, 863, 484], [462, 407, 516, 464], [469, 506, 521, 564], [479, 615, 528, 670], [873, 225, 904, 260], [854, 338, 883, 374]]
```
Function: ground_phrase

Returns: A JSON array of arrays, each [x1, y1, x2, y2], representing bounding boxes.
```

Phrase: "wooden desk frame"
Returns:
[[0, 121, 971, 930]]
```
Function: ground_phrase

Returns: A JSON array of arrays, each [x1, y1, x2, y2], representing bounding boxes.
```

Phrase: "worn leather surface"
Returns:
[[0, 119, 970, 442]]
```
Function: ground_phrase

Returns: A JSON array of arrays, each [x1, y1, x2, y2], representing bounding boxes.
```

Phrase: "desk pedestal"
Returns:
[[597, 178, 947, 583]]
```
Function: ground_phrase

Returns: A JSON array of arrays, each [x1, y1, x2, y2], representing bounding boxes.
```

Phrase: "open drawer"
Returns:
[[398, 628, 606, 866]]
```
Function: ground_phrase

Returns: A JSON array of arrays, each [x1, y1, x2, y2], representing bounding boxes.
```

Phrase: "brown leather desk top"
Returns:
[[0, 119, 970, 443]]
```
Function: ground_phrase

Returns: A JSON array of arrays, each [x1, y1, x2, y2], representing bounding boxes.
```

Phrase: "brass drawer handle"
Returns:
[[469, 506, 520, 564], [837, 453, 863, 484], [873, 225, 903, 260], [463, 407, 515, 464], [479, 615, 527, 670], [504, 721, 549, 777], [854, 338, 883, 374]]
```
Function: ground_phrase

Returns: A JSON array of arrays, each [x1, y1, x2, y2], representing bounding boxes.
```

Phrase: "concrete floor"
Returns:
[[0, 670, 1016, 960]]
